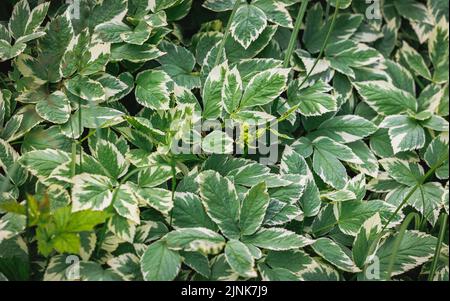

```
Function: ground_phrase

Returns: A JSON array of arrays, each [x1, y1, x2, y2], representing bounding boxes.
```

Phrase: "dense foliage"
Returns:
[[0, 0, 448, 281]]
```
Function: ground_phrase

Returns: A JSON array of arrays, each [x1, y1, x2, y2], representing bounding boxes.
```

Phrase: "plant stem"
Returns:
[[70, 142, 77, 177], [213, 0, 241, 68], [277, 0, 340, 111], [428, 213, 448, 281], [385, 212, 420, 280], [297, 0, 340, 89], [283, 0, 309, 69], [77, 101, 83, 169], [272, 0, 309, 113], [169, 159, 177, 227]]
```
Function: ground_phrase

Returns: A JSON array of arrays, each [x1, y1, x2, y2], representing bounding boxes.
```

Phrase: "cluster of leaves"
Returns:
[[0, 0, 448, 281]]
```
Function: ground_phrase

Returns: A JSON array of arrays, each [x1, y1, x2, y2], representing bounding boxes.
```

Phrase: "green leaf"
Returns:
[[0, 138, 27, 186], [88, 0, 128, 30], [225, 25, 278, 63], [310, 115, 378, 143], [280, 145, 309, 175], [354, 81, 418, 115], [313, 137, 362, 164], [30, 12, 73, 83], [108, 214, 136, 243], [135, 187, 173, 215], [135, 70, 171, 111], [140, 240, 181, 281], [322, 190, 356, 202], [95, 73, 128, 100], [225, 239, 257, 278], [172, 192, 217, 230], [81, 106, 124, 128], [253, 0, 293, 28], [337, 200, 403, 236], [311, 238, 361, 273], [428, 18, 449, 83], [424, 134, 449, 180], [202, 62, 227, 119], [400, 42, 431, 80], [258, 263, 299, 281], [287, 80, 337, 117], [72, 173, 115, 212], [65, 210, 109, 232], [111, 43, 164, 63], [107, 253, 142, 281], [35, 91, 71, 124], [24, 1, 50, 35], [384, 59, 416, 96], [328, 0, 352, 9], [165, 227, 226, 254], [347, 141, 379, 178], [312, 137, 361, 189], [44, 255, 76, 280], [18, 149, 70, 184], [8, 0, 30, 40], [230, 4, 267, 49], [313, 149, 347, 190], [239, 182, 270, 236], [157, 41, 200, 89], [0, 213, 26, 244], [51, 233, 80, 255], [304, 9, 363, 54], [112, 184, 140, 224], [242, 228, 313, 250], [203, 0, 243, 12], [420, 115, 449, 132], [326, 41, 382, 79], [240, 68, 289, 108], [222, 66, 243, 114], [263, 199, 302, 226], [65, 76, 105, 103], [0, 40, 26, 61], [198, 170, 241, 239], [352, 213, 382, 268], [400, 183, 445, 226], [374, 230, 437, 279], [380, 115, 425, 153], [379, 158, 423, 186]]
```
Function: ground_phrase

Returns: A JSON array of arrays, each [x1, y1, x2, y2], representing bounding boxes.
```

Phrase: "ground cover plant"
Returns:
[[0, 0, 448, 281]]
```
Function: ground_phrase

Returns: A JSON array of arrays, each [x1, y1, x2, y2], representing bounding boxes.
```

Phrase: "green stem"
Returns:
[[78, 128, 97, 144], [70, 142, 77, 178], [386, 212, 421, 280], [283, 0, 309, 69], [77, 101, 83, 169], [169, 159, 177, 227], [277, 0, 340, 111], [213, 0, 241, 68], [272, 0, 309, 113], [428, 213, 448, 281], [297, 0, 340, 89]]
